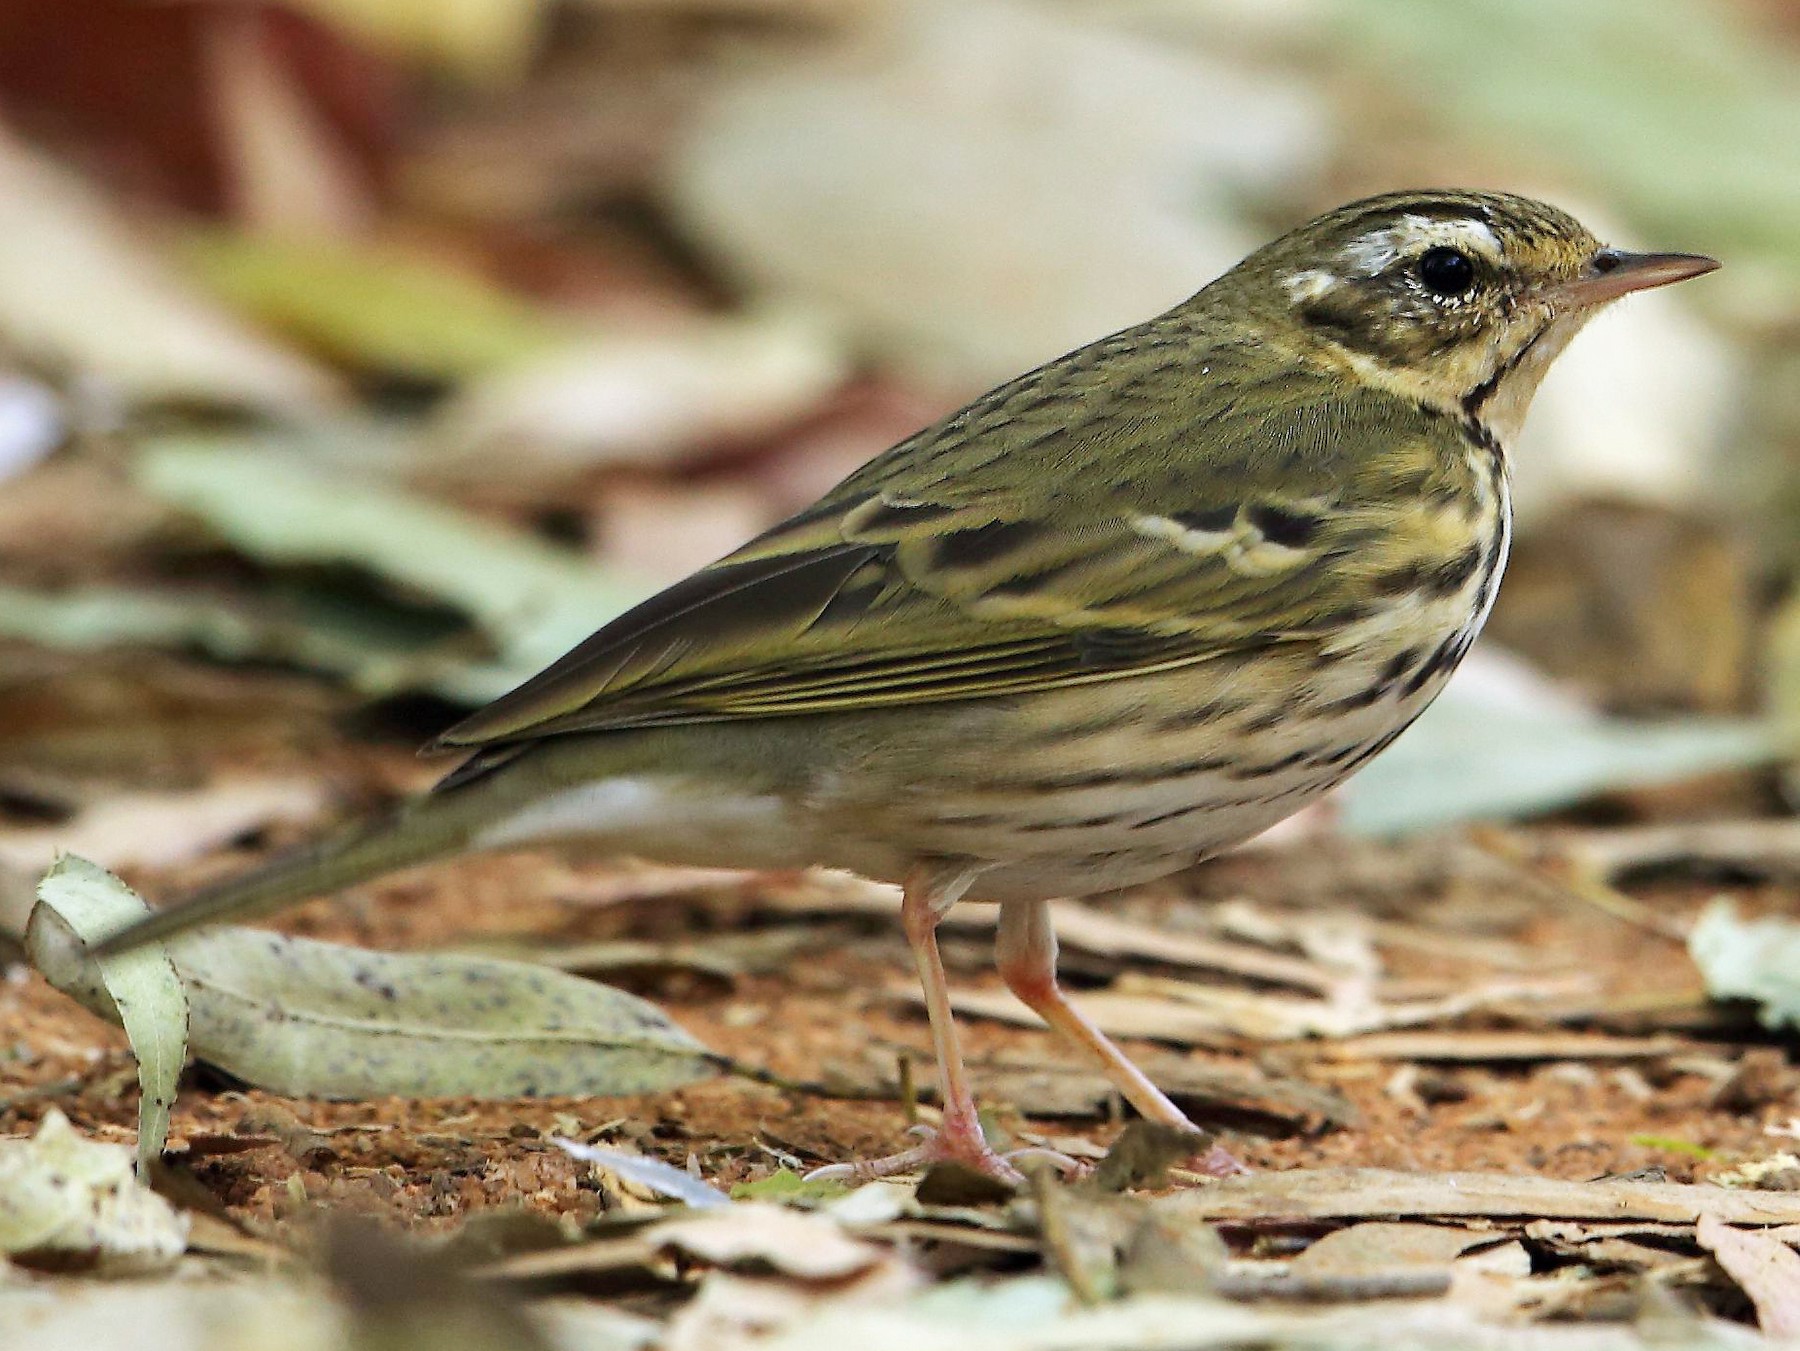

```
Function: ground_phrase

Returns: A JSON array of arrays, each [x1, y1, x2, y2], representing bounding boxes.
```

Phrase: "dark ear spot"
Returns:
[[1245, 504, 1321, 547]]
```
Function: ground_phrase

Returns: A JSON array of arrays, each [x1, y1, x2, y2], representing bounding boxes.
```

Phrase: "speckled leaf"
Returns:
[[30, 859, 722, 1101], [184, 931, 725, 1100], [27, 856, 190, 1176]]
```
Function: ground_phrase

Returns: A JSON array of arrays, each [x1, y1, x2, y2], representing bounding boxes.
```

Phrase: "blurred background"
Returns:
[[0, 0, 1797, 885]]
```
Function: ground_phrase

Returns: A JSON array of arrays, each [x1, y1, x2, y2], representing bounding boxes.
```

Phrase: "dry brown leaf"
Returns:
[[646, 1203, 888, 1282], [1697, 1213, 1800, 1339], [0, 130, 335, 412], [1292, 1221, 1486, 1284]]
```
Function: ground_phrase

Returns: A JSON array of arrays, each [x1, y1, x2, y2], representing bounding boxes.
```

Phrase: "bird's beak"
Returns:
[[1553, 248, 1719, 308]]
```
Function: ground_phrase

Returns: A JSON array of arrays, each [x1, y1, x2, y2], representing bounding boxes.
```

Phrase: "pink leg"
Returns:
[[808, 870, 1058, 1183], [996, 898, 1248, 1177]]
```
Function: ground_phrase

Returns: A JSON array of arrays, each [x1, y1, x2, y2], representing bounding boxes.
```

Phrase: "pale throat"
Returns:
[[1465, 310, 1591, 446], [1334, 308, 1593, 450]]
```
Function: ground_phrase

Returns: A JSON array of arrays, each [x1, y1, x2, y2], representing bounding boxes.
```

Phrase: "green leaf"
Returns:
[[170, 930, 725, 1099], [1628, 1135, 1717, 1160], [135, 435, 645, 690], [29, 859, 722, 1101], [179, 229, 570, 379], [730, 1169, 851, 1205], [0, 581, 457, 698], [26, 856, 190, 1176]]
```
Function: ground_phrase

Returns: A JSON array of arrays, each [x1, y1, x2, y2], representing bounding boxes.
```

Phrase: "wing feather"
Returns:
[[434, 336, 1467, 751]]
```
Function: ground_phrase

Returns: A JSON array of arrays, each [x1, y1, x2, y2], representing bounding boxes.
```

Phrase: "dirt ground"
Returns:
[[3, 728, 1791, 1242]]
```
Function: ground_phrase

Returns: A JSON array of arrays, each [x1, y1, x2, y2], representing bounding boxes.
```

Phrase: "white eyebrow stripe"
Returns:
[[1282, 268, 1339, 302], [1340, 214, 1503, 277]]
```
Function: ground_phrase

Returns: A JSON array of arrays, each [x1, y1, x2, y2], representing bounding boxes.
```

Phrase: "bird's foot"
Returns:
[[805, 1118, 1079, 1186], [1189, 1142, 1252, 1178]]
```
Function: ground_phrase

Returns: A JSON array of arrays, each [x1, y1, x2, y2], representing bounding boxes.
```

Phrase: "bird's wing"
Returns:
[[435, 338, 1463, 749]]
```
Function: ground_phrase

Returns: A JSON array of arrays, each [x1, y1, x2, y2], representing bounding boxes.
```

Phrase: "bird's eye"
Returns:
[[1416, 247, 1477, 297]]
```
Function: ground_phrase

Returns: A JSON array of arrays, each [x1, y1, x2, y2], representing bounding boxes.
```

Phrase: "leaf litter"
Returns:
[[0, 0, 1797, 1347], [25, 857, 724, 1103]]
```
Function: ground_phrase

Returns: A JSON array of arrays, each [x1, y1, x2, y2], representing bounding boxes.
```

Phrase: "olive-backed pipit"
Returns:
[[99, 190, 1717, 1180]]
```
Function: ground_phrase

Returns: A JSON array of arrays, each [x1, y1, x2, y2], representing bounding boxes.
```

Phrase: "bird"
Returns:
[[96, 189, 1717, 1181]]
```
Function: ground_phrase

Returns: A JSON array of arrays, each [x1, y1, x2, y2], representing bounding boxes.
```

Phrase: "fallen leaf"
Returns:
[[731, 1170, 852, 1206], [935, 987, 1612, 1051], [0, 580, 455, 699], [0, 130, 335, 413], [179, 228, 569, 378], [1565, 819, 1800, 884], [1340, 656, 1777, 837], [553, 1138, 732, 1210], [0, 776, 329, 874], [326, 1214, 557, 1351], [135, 435, 643, 686], [1688, 899, 1800, 1031], [1714, 1154, 1800, 1190], [1290, 1221, 1485, 1281], [1162, 1167, 1800, 1226], [667, 0, 1323, 386], [431, 309, 849, 472], [1117, 1207, 1228, 1297], [1303, 1032, 1692, 1063], [0, 1279, 347, 1350], [1031, 1171, 1137, 1303], [646, 1203, 888, 1282], [973, 1060, 1356, 1134], [28, 856, 190, 1174], [1697, 1212, 1800, 1339], [1091, 1123, 1218, 1194], [760, 871, 1340, 993], [0, 1109, 188, 1273], [30, 859, 723, 1101]]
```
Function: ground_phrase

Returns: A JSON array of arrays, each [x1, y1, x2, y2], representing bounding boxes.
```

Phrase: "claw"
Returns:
[[804, 1115, 1082, 1186], [1190, 1143, 1252, 1178]]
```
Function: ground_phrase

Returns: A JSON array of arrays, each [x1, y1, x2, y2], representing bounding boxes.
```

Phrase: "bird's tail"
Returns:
[[90, 782, 490, 956]]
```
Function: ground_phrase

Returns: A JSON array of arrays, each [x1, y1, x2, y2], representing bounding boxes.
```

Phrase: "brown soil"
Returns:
[[2, 739, 1791, 1238]]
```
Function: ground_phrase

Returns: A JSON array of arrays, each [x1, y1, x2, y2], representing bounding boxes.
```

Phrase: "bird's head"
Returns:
[[1234, 189, 1717, 441]]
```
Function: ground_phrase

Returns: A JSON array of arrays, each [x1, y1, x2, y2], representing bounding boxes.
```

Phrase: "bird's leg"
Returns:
[[808, 870, 1071, 1184], [996, 898, 1248, 1178]]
